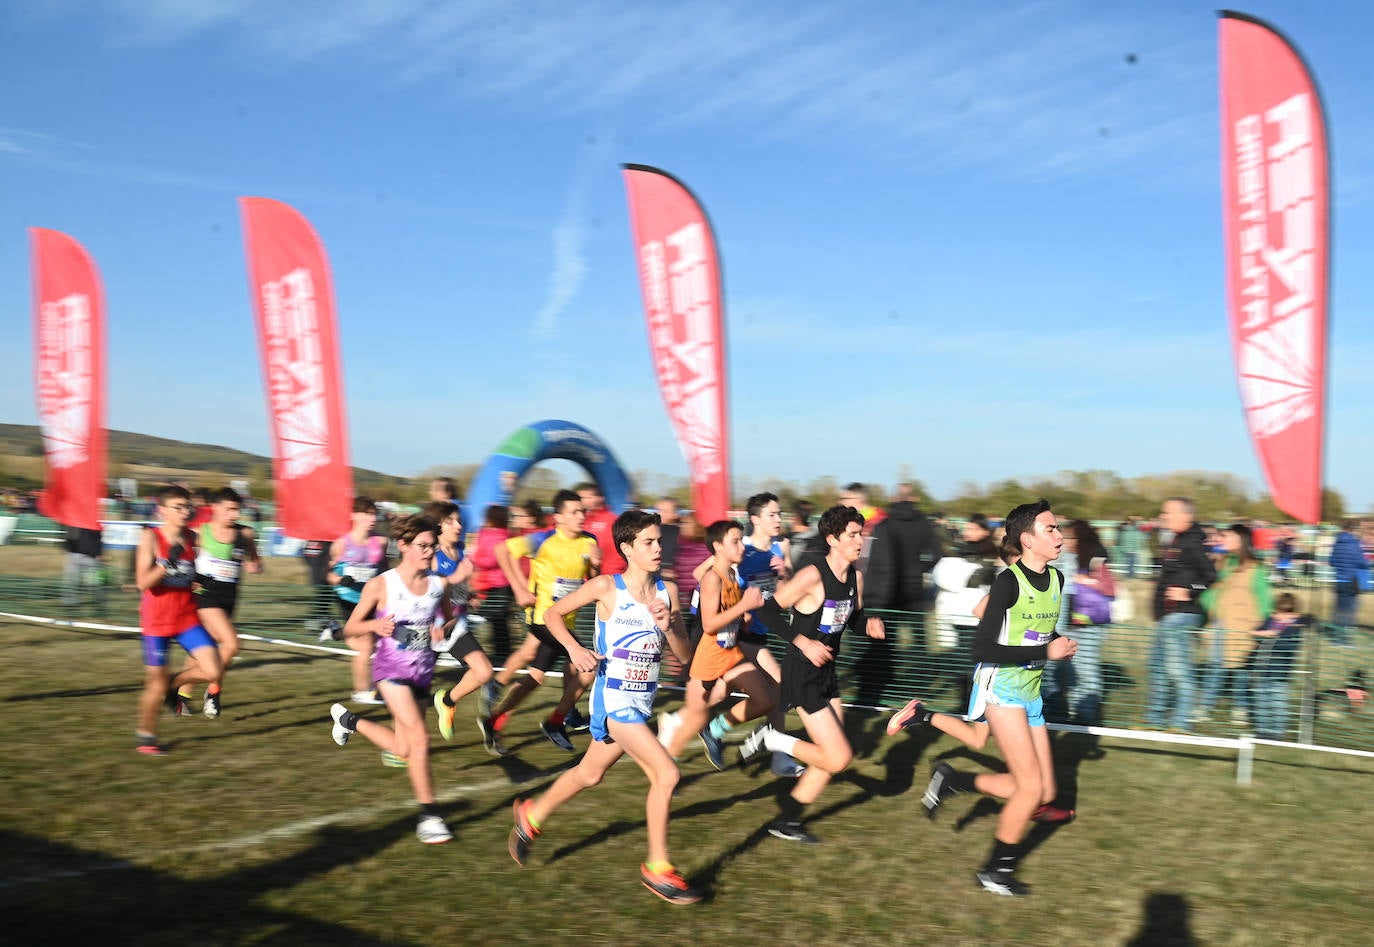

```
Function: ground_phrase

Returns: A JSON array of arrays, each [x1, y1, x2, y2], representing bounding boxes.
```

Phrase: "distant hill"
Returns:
[[0, 423, 417, 499]]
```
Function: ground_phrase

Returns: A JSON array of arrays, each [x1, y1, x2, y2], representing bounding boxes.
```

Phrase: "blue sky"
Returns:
[[4, 0, 1373, 508]]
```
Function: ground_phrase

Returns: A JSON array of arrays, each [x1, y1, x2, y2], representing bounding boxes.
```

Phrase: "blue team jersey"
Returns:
[[739, 537, 785, 634]]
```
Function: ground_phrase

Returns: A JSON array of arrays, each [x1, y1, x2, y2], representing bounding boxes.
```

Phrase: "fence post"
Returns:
[[1297, 624, 1317, 746], [1236, 733, 1254, 785]]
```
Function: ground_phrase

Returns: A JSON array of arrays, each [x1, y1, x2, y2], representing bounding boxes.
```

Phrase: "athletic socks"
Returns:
[[946, 769, 979, 794], [763, 729, 800, 757], [984, 839, 1022, 873], [779, 792, 806, 822], [441, 691, 457, 708], [337, 708, 361, 731], [708, 714, 734, 741], [206, 683, 222, 696], [492, 712, 510, 731], [547, 710, 566, 726], [419, 802, 440, 818]]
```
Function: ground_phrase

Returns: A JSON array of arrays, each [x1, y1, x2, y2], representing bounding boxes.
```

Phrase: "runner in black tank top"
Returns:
[[738, 505, 887, 844]]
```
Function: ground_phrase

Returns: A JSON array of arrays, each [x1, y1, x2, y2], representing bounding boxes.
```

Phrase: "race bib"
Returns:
[[392, 619, 432, 652], [819, 599, 853, 635], [552, 577, 583, 601], [160, 559, 196, 588], [716, 619, 740, 650], [196, 552, 241, 584], [344, 564, 378, 584]]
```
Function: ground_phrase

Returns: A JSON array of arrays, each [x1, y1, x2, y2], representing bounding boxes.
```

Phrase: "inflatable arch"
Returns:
[[462, 420, 632, 528]]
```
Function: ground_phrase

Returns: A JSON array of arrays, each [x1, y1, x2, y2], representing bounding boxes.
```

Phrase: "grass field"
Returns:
[[3, 599, 1373, 946]]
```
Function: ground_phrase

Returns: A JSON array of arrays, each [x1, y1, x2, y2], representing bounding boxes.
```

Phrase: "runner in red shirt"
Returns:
[[578, 482, 625, 575], [133, 484, 222, 755]]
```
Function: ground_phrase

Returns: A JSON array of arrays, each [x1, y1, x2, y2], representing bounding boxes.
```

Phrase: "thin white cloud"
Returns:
[[530, 216, 587, 341], [32, 0, 1215, 181]]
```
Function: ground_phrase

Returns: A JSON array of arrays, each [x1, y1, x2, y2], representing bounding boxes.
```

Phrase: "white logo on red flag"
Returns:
[[1232, 93, 1318, 440], [640, 222, 724, 483], [36, 293, 92, 470], [260, 267, 330, 479]]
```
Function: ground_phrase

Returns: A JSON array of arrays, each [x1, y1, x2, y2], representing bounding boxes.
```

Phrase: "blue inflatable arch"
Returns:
[[462, 420, 632, 529]]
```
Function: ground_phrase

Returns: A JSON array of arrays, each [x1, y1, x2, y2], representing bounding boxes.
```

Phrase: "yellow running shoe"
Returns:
[[434, 689, 456, 742]]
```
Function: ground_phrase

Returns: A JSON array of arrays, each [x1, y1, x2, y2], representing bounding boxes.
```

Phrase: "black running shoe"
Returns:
[[165, 690, 190, 716], [476, 715, 507, 756], [923, 761, 958, 819], [564, 706, 591, 733], [540, 720, 575, 752], [975, 867, 1031, 897], [766, 817, 821, 844]]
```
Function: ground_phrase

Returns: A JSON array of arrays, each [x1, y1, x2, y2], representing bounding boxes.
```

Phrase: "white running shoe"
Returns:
[[330, 703, 355, 747], [416, 814, 453, 845], [657, 711, 682, 750], [739, 723, 773, 764], [351, 690, 385, 705]]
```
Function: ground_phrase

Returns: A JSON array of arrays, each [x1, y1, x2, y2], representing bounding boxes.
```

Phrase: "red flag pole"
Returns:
[[1218, 11, 1330, 524], [621, 165, 732, 523]]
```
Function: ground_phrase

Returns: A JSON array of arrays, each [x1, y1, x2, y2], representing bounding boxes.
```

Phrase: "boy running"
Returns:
[[133, 485, 223, 755], [483, 490, 600, 754], [917, 499, 1078, 896], [739, 505, 886, 843], [424, 501, 498, 745], [508, 510, 700, 904], [330, 497, 388, 704], [328, 514, 459, 844], [179, 486, 260, 718], [658, 519, 773, 769]]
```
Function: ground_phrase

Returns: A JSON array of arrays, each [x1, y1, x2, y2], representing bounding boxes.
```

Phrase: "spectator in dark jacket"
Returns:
[[1145, 497, 1217, 731], [865, 483, 942, 613], [853, 483, 942, 708]]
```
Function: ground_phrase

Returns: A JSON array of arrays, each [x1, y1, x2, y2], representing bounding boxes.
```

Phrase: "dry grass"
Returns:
[[1, 604, 1372, 945]]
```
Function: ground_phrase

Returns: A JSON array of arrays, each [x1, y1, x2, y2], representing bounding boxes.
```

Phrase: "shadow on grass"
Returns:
[[0, 818, 429, 945], [1125, 892, 1196, 946]]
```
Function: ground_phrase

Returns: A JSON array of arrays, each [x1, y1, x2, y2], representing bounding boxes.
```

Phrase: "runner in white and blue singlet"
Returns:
[[588, 574, 670, 739], [507, 510, 701, 905]]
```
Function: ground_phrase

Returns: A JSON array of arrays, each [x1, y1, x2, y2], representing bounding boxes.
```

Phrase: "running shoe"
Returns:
[[698, 727, 727, 771], [476, 715, 506, 756], [330, 702, 355, 747], [318, 620, 343, 642], [203, 690, 221, 719], [478, 680, 500, 718], [135, 737, 167, 756], [165, 690, 190, 716], [657, 710, 682, 751], [771, 752, 806, 778], [1031, 804, 1076, 825], [381, 750, 408, 768], [416, 814, 453, 845], [885, 698, 930, 735], [351, 690, 386, 706], [434, 690, 456, 741], [767, 817, 821, 844], [509, 799, 540, 866], [541, 719, 575, 752], [923, 761, 959, 819], [975, 867, 1030, 897], [738, 723, 773, 764], [564, 706, 591, 733], [640, 863, 704, 905]]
